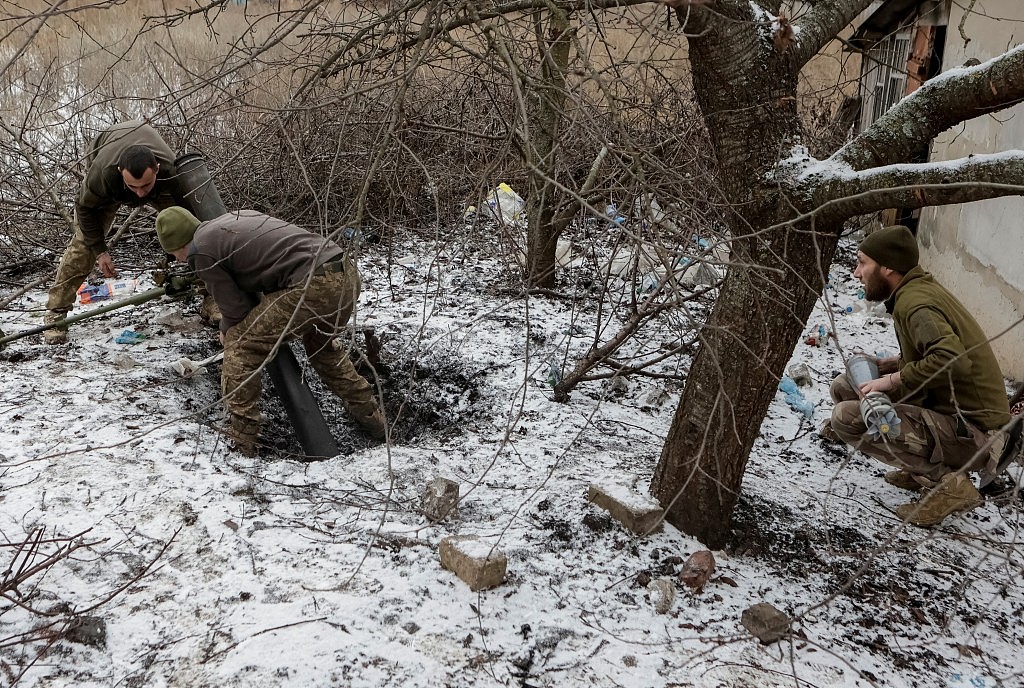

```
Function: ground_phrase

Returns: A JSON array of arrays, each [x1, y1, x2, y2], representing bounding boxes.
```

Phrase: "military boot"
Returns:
[[818, 419, 842, 444], [353, 407, 386, 441], [224, 414, 261, 457], [43, 310, 68, 345], [884, 470, 924, 492], [895, 472, 982, 527]]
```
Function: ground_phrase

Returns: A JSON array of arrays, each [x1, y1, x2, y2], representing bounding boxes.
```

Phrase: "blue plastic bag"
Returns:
[[779, 376, 814, 419], [115, 330, 148, 345]]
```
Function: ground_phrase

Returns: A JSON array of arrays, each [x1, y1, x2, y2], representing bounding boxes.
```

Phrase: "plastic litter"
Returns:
[[779, 376, 814, 419], [604, 203, 626, 227], [546, 360, 562, 387], [78, 278, 139, 305], [115, 330, 147, 345], [481, 183, 525, 227]]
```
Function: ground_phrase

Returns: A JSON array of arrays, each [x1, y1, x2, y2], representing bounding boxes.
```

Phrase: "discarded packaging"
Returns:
[[779, 376, 814, 419], [786, 363, 813, 387], [169, 351, 224, 378], [78, 278, 139, 304], [481, 183, 525, 227], [115, 330, 147, 345]]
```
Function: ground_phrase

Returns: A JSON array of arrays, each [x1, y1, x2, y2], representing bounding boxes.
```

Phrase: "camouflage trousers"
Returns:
[[46, 225, 110, 315], [828, 374, 992, 484], [221, 264, 377, 425]]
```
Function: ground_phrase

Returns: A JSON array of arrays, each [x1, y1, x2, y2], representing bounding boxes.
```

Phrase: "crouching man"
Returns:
[[824, 225, 1011, 527], [155, 207, 386, 455]]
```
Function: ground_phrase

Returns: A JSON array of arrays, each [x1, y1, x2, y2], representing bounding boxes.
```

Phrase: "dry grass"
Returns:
[[0, 1, 854, 256]]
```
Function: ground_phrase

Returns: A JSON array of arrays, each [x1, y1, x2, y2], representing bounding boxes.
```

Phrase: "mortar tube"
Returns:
[[174, 152, 228, 222], [174, 153, 340, 460]]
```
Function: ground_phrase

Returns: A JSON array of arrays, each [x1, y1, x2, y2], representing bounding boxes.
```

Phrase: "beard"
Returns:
[[861, 270, 892, 302]]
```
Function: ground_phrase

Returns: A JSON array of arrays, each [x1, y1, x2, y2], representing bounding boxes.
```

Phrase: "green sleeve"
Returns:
[[899, 307, 970, 392]]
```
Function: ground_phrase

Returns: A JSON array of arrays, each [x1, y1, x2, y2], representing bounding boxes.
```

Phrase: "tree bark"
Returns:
[[651, 0, 823, 548], [525, 7, 572, 289]]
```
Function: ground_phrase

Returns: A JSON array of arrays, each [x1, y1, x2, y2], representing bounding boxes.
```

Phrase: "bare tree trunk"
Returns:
[[651, 215, 840, 547], [525, 7, 572, 289], [649, 3, 834, 548]]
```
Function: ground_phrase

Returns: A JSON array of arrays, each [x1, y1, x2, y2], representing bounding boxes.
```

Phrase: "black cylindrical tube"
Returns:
[[173, 152, 228, 222]]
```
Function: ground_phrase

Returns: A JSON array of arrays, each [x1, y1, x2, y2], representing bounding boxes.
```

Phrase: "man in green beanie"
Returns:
[[825, 225, 1011, 527], [43, 121, 194, 345], [156, 207, 386, 455]]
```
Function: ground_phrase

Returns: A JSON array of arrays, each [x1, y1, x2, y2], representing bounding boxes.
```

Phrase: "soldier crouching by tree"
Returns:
[[155, 206, 386, 455], [822, 225, 1013, 527]]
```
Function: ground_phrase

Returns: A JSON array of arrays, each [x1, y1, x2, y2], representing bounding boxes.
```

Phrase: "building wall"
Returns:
[[918, 0, 1024, 379]]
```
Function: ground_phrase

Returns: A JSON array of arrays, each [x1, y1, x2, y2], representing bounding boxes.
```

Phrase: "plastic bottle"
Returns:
[[546, 360, 562, 387]]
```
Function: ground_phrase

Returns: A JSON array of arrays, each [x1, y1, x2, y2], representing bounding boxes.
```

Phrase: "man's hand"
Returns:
[[860, 370, 900, 396], [96, 252, 117, 278]]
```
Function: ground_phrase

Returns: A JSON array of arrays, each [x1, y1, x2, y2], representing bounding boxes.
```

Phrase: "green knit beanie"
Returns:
[[156, 206, 201, 252], [858, 225, 919, 274]]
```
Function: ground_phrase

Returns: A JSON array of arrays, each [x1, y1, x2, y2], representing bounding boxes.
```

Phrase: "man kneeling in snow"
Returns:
[[156, 206, 385, 455], [822, 225, 1011, 527]]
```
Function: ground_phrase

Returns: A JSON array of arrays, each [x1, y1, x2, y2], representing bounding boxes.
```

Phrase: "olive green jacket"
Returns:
[[77, 121, 181, 252], [886, 266, 1010, 431]]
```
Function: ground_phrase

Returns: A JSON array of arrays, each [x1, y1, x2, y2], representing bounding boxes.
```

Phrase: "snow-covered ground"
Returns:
[[1, 233, 1021, 688]]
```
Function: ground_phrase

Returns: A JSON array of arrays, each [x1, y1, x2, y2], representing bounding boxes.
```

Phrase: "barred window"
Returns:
[[859, 29, 912, 132]]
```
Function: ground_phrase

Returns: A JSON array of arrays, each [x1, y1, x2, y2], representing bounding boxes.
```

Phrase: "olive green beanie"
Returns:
[[156, 206, 201, 252], [858, 225, 919, 274]]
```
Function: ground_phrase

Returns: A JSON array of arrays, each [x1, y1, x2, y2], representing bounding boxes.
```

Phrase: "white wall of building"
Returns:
[[918, 0, 1024, 379]]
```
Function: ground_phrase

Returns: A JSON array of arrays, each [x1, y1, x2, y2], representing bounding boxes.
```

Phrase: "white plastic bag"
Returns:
[[481, 183, 525, 227]]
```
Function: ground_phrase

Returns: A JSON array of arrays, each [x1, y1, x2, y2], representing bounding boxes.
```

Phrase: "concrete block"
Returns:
[[439, 535, 506, 591], [587, 482, 663, 535], [420, 477, 460, 522]]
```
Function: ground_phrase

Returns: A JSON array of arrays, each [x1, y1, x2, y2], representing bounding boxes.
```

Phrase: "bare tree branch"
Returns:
[[791, 0, 874, 68], [800, 152, 1024, 219]]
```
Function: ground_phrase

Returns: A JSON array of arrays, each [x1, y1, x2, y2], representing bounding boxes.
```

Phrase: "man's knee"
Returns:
[[830, 400, 865, 442], [829, 374, 858, 403]]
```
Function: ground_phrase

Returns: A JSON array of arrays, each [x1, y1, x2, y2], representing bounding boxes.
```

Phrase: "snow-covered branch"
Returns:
[[835, 44, 1024, 170], [795, 151, 1024, 220], [791, 0, 873, 68]]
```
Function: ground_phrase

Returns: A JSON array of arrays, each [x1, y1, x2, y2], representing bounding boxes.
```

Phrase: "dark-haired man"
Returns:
[[155, 206, 386, 454], [825, 225, 1011, 526], [43, 120, 191, 344]]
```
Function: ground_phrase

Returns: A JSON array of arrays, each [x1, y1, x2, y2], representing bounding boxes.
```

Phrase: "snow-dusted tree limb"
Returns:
[[793, 151, 1024, 222], [835, 44, 1024, 170], [791, 0, 873, 68]]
